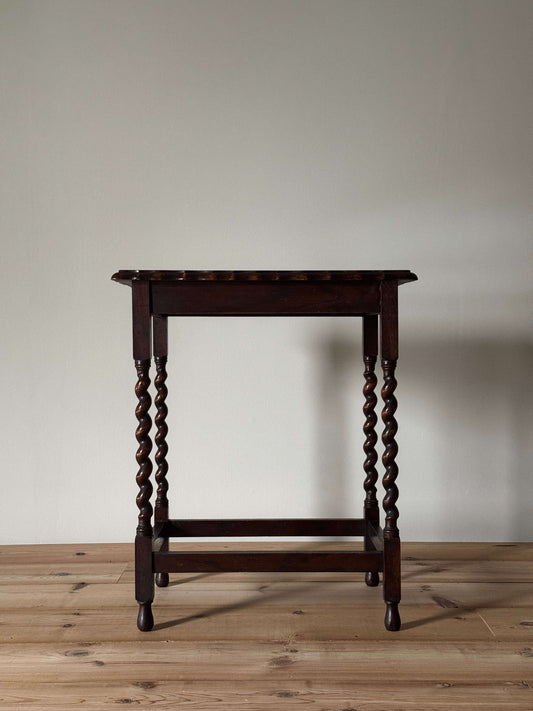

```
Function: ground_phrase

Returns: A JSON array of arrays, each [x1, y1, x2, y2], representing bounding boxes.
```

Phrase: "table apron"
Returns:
[[150, 281, 381, 316]]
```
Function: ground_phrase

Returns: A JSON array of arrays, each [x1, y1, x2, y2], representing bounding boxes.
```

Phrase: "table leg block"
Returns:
[[383, 537, 401, 631], [135, 535, 154, 631]]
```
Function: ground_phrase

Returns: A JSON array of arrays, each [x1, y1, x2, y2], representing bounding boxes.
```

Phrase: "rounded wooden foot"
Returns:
[[137, 602, 154, 632], [365, 571, 379, 587], [384, 602, 401, 631], [156, 572, 169, 588]]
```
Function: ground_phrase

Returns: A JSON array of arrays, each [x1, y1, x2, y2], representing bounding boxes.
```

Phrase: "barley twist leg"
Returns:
[[363, 354, 379, 587], [154, 355, 170, 588], [135, 358, 154, 631], [381, 358, 400, 630]]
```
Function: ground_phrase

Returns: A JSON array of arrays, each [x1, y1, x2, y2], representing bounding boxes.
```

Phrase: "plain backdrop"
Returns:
[[1, 0, 531, 544]]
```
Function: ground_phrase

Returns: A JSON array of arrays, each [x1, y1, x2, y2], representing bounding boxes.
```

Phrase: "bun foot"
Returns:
[[365, 571, 379, 587], [137, 602, 154, 632], [156, 572, 169, 587], [385, 602, 401, 631]]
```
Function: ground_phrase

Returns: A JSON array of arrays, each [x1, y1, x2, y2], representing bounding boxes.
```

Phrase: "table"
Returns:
[[112, 270, 418, 632]]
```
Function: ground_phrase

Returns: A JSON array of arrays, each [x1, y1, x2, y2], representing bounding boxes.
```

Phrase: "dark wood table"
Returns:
[[112, 270, 417, 632]]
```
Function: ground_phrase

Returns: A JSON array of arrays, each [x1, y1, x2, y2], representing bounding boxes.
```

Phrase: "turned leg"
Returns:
[[134, 358, 155, 630], [380, 281, 401, 631], [154, 316, 170, 588], [381, 358, 400, 629], [362, 315, 379, 587], [133, 282, 154, 631]]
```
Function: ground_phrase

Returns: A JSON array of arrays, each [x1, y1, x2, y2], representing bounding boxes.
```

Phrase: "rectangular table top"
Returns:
[[112, 270, 418, 286]]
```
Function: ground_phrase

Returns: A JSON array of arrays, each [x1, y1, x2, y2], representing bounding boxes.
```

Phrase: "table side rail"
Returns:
[[151, 281, 381, 316], [157, 518, 366, 538], [153, 549, 383, 573]]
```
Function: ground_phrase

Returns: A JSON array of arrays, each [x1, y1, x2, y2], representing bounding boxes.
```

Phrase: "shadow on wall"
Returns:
[[312, 330, 533, 542], [312, 334, 361, 521]]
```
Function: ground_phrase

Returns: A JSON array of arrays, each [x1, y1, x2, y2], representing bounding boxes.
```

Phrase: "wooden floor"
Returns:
[[0, 541, 532, 709]]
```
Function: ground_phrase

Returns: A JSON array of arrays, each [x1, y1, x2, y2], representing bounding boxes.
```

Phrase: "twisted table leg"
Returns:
[[135, 358, 154, 631], [154, 354, 170, 588], [363, 353, 379, 587], [381, 357, 400, 630], [362, 315, 379, 587]]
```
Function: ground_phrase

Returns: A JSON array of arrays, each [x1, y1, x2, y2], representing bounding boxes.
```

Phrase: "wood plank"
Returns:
[[0, 641, 530, 682], [402, 559, 533, 583], [0, 604, 493, 643], [2, 581, 531, 610], [0, 543, 133, 564], [403, 542, 533, 561], [0, 562, 125, 585], [0, 678, 531, 710], [473, 607, 533, 641]]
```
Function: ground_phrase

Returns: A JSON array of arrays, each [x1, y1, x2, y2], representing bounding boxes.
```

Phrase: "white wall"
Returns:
[[1, 0, 531, 544]]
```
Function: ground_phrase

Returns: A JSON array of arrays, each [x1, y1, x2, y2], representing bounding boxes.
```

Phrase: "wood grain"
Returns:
[[112, 269, 418, 284], [0, 542, 531, 710]]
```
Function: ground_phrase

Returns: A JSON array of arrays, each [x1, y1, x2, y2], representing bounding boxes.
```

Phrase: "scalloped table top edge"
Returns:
[[112, 270, 418, 286]]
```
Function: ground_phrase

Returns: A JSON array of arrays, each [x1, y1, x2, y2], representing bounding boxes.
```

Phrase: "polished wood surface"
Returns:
[[112, 269, 418, 284], [114, 269, 417, 631], [0, 542, 531, 710]]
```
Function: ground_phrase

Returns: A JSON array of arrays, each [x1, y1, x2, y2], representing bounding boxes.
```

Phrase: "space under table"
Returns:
[[111, 269, 418, 632]]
